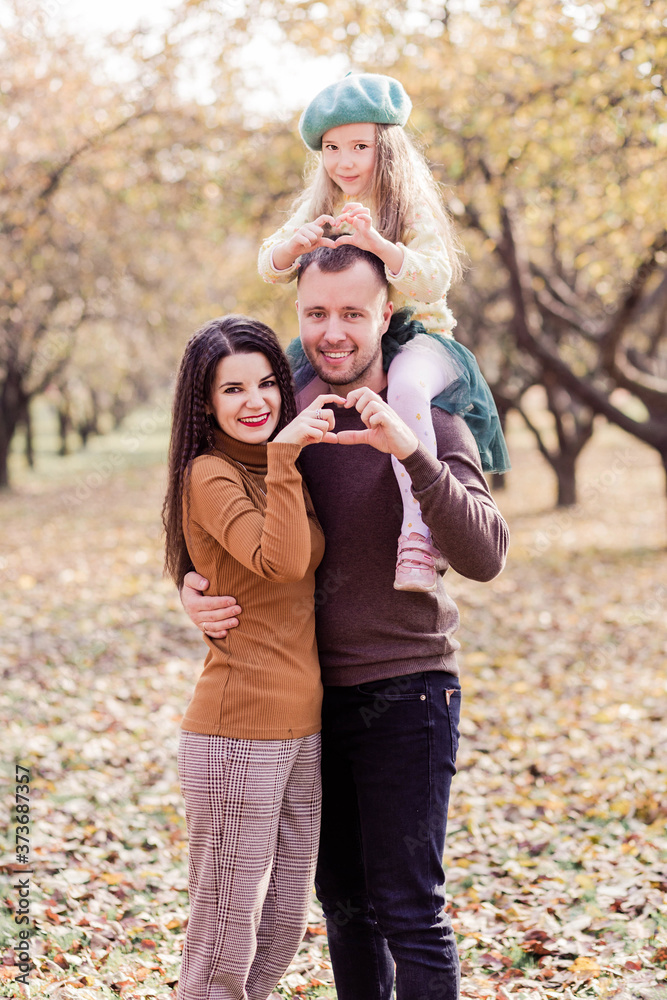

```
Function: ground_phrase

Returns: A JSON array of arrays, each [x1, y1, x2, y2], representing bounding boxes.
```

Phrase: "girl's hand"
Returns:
[[273, 394, 346, 448], [332, 205, 405, 274], [273, 216, 338, 270], [333, 204, 380, 252], [336, 387, 418, 460]]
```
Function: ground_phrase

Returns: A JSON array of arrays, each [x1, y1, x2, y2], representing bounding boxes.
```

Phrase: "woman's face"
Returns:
[[208, 352, 282, 444], [321, 122, 377, 198]]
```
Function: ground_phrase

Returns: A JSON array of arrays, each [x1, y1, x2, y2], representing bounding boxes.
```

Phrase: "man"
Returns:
[[182, 246, 509, 1000]]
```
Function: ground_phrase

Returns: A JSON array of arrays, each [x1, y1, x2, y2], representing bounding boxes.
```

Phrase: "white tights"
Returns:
[[387, 336, 461, 539]]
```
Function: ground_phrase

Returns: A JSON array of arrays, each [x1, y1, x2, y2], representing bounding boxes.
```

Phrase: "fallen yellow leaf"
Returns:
[[100, 872, 125, 885], [569, 956, 601, 976]]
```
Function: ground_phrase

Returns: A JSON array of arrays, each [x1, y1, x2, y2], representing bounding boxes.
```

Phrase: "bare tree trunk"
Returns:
[[79, 388, 101, 447], [551, 453, 578, 506], [0, 424, 12, 490], [79, 418, 93, 448], [21, 399, 34, 469], [58, 401, 71, 457], [111, 397, 129, 429], [516, 385, 594, 508], [0, 371, 23, 490]]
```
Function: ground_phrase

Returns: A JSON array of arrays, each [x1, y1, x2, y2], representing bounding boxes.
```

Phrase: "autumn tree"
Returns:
[[420, 0, 667, 496], [6, 0, 666, 506], [0, 8, 159, 486], [0, 1, 302, 486], [180, 0, 667, 506], [394, 0, 667, 501]]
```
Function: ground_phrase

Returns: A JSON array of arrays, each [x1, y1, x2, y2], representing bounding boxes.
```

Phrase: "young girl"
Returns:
[[162, 314, 343, 1000], [258, 72, 510, 592]]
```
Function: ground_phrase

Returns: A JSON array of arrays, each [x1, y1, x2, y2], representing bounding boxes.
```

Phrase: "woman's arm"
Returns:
[[187, 396, 342, 584], [188, 444, 312, 583]]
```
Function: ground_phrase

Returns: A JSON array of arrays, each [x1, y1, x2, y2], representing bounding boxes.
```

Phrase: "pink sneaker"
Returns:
[[393, 532, 441, 592]]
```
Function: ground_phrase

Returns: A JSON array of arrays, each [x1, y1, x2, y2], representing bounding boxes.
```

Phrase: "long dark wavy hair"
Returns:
[[162, 315, 297, 587]]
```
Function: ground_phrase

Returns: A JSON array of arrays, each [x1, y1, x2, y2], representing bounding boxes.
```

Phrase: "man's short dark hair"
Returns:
[[296, 245, 388, 288]]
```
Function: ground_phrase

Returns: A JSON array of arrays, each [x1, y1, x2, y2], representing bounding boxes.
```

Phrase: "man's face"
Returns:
[[296, 261, 393, 391]]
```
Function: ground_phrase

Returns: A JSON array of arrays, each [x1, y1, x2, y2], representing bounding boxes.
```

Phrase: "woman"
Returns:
[[162, 315, 343, 1000]]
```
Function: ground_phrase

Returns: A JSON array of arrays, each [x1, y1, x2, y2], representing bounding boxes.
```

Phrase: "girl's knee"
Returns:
[[387, 376, 430, 406]]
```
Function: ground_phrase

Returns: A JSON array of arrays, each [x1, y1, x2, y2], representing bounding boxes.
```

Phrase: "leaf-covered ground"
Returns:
[[1, 411, 666, 1000]]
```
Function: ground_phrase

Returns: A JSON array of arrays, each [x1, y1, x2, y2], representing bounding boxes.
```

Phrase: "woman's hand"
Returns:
[[272, 216, 338, 270], [336, 388, 419, 460], [332, 204, 405, 275], [273, 393, 346, 448]]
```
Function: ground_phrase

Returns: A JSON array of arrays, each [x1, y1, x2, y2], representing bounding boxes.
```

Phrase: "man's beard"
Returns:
[[306, 341, 382, 387]]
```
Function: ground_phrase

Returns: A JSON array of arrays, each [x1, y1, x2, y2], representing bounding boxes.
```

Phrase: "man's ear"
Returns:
[[295, 299, 299, 317], [380, 299, 393, 334]]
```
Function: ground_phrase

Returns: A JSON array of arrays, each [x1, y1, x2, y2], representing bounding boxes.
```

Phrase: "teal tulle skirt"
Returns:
[[286, 309, 510, 475]]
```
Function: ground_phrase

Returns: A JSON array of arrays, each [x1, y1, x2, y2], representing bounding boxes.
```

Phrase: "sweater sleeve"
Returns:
[[400, 412, 509, 582], [258, 202, 313, 285], [385, 208, 453, 305], [186, 443, 312, 583]]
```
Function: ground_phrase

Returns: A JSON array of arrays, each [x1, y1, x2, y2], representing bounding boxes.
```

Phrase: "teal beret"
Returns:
[[299, 73, 412, 151]]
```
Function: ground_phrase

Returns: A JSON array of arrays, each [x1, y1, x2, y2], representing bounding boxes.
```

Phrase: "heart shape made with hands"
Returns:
[[320, 223, 353, 242], [333, 387, 420, 461]]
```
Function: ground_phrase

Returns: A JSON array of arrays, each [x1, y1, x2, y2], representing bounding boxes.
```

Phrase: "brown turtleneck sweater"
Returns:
[[181, 429, 325, 740]]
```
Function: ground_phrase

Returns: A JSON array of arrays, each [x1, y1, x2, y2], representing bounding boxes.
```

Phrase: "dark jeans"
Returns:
[[315, 671, 462, 1000]]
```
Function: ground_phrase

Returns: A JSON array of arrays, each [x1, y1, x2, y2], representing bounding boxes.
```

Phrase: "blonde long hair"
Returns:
[[295, 123, 464, 284]]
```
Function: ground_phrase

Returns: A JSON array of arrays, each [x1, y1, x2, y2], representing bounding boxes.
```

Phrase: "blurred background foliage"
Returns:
[[1, 0, 666, 507]]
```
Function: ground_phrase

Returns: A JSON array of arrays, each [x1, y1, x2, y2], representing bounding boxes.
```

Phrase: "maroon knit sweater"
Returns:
[[298, 398, 509, 686]]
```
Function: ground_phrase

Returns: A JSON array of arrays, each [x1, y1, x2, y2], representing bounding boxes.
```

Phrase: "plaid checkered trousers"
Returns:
[[177, 730, 321, 1000]]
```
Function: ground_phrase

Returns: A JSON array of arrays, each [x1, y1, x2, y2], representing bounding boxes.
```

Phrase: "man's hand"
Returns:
[[337, 388, 419, 461], [181, 571, 241, 639]]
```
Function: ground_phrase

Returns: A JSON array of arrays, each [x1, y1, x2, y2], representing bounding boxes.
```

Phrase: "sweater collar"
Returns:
[[212, 427, 268, 474]]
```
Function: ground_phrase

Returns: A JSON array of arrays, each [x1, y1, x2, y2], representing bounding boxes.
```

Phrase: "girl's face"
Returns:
[[321, 122, 376, 198], [208, 352, 282, 444]]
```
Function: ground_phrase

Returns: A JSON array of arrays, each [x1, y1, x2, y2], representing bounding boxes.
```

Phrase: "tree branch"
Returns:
[[36, 102, 156, 207], [534, 284, 603, 340], [494, 200, 667, 450], [515, 403, 555, 466], [611, 352, 667, 415], [600, 229, 667, 372]]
